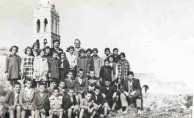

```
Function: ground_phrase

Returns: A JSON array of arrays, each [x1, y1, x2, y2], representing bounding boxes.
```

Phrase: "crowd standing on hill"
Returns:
[[2, 39, 143, 118]]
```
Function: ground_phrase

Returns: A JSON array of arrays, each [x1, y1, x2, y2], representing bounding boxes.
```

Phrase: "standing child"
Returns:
[[116, 52, 130, 85], [3, 82, 22, 118], [65, 71, 76, 89], [59, 52, 70, 80], [20, 78, 36, 118], [102, 48, 111, 61], [48, 87, 64, 118], [99, 59, 113, 86], [66, 46, 77, 77], [43, 46, 52, 58], [21, 46, 34, 80], [92, 48, 103, 79], [5, 46, 21, 86], [88, 70, 100, 91], [33, 49, 49, 85], [32, 83, 50, 118], [112, 48, 120, 63], [77, 49, 91, 77], [86, 48, 94, 71], [79, 91, 98, 118], [48, 51, 60, 82], [63, 88, 80, 118], [108, 55, 117, 82]]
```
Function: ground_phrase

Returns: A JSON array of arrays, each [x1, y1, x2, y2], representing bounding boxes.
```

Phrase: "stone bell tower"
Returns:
[[33, 0, 60, 48]]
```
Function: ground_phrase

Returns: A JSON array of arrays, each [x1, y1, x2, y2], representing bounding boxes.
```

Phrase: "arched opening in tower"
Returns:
[[37, 19, 40, 33], [44, 18, 48, 32]]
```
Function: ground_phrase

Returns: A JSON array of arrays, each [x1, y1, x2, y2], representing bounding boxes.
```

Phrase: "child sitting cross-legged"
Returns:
[[79, 91, 98, 118], [48, 87, 64, 118]]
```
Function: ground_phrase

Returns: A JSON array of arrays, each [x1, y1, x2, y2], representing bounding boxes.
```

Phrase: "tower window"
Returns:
[[37, 19, 40, 33], [44, 18, 48, 32]]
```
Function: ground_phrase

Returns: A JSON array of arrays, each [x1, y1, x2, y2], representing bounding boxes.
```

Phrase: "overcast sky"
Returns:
[[0, 0, 194, 89]]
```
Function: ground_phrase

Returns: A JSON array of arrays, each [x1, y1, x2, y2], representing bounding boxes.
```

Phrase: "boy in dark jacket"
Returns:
[[59, 52, 70, 80], [63, 88, 79, 118], [32, 83, 50, 118]]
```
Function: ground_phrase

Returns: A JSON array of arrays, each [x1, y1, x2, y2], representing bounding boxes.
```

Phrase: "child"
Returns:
[[108, 55, 117, 82], [92, 86, 109, 117], [88, 70, 100, 91], [58, 80, 67, 96], [47, 80, 58, 96], [99, 59, 113, 86], [21, 46, 34, 80], [59, 52, 70, 80], [32, 49, 39, 57], [79, 91, 98, 118], [77, 49, 90, 78], [33, 49, 49, 84], [48, 87, 64, 118], [20, 78, 36, 118], [112, 48, 120, 63], [65, 71, 75, 89], [63, 88, 79, 118], [100, 80, 118, 111], [32, 83, 50, 118], [86, 48, 94, 71], [92, 48, 103, 79], [5, 46, 21, 86], [43, 46, 52, 58], [66, 46, 77, 77], [116, 52, 130, 85], [102, 48, 111, 61], [50, 40, 63, 55], [75, 69, 88, 103], [3, 82, 22, 118], [48, 51, 60, 82]]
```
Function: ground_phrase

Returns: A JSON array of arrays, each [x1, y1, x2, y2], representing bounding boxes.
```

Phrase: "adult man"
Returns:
[[120, 71, 142, 114], [74, 39, 81, 58]]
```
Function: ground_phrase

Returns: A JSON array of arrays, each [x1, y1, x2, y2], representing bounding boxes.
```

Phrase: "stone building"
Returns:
[[33, 0, 60, 48]]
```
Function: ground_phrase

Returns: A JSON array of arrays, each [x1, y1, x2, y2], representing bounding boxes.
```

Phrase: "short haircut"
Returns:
[[53, 40, 60, 44], [92, 48, 98, 53], [24, 46, 33, 55], [59, 80, 66, 84], [67, 87, 75, 92], [39, 83, 46, 87], [50, 79, 58, 84], [78, 69, 84, 72], [74, 39, 81, 43], [86, 91, 93, 95], [104, 48, 110, 52], [43, 46, 50, 51], [120, 52, 126, 58], [39, 49, 45, 53], [68, 70, 74, 74], [66, 46, 74, 52], [79, 49, 85, 57], [94, 86, 100, 91], [127, 71, 134, 76], [86, 48, 92, 53], [24, 78, 33, 84], [113, 48, 118, 52], [52, 86, 59, 92], [53, 51, 58, 54], [9, 45, 19, 52], [14, 82, 21, 87], [104, 59, 110, 63]]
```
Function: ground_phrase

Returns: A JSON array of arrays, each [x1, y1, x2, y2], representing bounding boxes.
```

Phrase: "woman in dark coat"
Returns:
[[5, 46, 21, 85]]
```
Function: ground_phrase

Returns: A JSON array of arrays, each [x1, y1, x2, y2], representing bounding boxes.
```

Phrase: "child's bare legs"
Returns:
[[40, 113, 46, 118], [67, 108, 72, 118], [16, 105, 22, 118], [49, 110, 53, 118], [103, 103, 110, 115], [21, 110, 26, 118], [34, 110, 40, 118], [76, 93, 83, 104], [79, 109, 84, 118], [31, 110, 35, 118], [58, 111, 63, 118], [9, 110, 15, 118]]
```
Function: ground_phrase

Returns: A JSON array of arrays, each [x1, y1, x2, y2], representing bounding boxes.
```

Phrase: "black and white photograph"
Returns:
[[0, 0, 193, 118]]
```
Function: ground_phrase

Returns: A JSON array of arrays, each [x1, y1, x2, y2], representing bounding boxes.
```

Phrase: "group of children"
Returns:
[[2, 39, 143, 118]]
